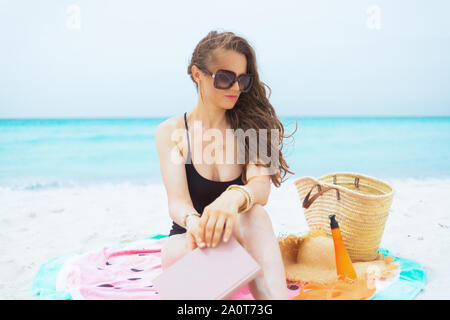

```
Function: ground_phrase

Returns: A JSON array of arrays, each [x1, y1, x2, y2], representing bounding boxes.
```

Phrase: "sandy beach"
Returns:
[[1, 176, 449, 299]]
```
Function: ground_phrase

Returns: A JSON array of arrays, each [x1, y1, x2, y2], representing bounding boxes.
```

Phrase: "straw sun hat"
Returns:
[[278, 230, 398, 284], [278, 172, 398, 284]]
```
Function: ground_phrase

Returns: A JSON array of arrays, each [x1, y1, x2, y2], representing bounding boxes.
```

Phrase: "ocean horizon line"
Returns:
[[1, 115, 450, 121]]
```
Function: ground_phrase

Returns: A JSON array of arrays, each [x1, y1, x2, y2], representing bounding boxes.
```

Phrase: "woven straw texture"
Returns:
[[294, 172, 394, 262]]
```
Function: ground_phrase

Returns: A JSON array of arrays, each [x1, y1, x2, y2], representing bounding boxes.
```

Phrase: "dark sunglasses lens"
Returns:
[[215, 70, 235, 89], [238, 75, 252, 92], [215, 70, 253, 92]]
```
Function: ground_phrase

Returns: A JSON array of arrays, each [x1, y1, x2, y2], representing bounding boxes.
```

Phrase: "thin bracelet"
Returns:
[[233, 187, 250, 213], [226, 185, 254, 214], [239, 185, 254, 213], [225, 185, 249, 212], [182, 211, 201, 228]]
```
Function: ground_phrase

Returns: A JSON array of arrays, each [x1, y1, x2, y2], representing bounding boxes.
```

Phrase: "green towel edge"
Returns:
[[370, 248, 427, 300]]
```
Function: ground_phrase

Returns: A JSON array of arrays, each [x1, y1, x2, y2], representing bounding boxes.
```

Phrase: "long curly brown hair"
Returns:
[[187, 30, 297, 187]]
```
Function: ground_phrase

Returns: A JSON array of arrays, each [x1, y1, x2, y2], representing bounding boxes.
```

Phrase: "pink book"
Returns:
[[153, 235, 261, 300]]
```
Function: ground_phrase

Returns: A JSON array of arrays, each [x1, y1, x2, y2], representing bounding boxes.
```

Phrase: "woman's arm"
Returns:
[[225, 163, 271, 212], [244, 162, 272, 206], [198, 161, 272, 248], [155, 118, 197, 230]]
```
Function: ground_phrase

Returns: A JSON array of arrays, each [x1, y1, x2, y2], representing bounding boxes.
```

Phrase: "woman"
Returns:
[[155, 30, 295, 300]]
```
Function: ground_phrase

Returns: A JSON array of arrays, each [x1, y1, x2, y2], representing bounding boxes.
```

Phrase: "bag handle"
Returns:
[[302, 183, 341, 209], [333, 174, 360, 188]]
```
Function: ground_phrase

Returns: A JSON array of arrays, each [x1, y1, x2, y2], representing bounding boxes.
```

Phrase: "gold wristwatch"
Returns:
[[182, 211, 201, 228]]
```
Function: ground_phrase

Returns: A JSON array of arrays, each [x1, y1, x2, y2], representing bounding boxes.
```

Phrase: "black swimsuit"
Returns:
[[168, 112, 245, 236]]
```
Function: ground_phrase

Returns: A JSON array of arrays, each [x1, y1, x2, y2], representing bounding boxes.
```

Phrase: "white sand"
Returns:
[[1, 177, 449, 299]]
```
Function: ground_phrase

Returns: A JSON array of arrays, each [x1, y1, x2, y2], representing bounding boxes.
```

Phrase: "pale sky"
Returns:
[[0, 0, 449, 118]]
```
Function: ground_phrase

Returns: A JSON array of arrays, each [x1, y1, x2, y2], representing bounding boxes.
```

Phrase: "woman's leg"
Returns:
[[160, 233, 188, 270], [232, 204, 289, 300]]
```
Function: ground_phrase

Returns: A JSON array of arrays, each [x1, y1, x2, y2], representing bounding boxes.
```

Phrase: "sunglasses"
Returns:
[[197, 66, 254, 93]]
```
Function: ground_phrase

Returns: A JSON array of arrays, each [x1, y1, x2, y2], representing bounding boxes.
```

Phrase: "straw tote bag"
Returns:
[[294, 172, 394, 262]]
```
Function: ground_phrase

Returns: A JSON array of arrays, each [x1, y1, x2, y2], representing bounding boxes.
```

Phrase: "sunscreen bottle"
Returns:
[[329, 214, 357, 280]]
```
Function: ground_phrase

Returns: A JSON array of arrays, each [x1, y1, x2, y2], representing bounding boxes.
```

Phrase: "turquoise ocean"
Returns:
[[1, 117, 449, 190]]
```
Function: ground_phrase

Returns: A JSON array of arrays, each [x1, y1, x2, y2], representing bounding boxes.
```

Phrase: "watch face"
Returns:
[[184, 212, 200, 227]]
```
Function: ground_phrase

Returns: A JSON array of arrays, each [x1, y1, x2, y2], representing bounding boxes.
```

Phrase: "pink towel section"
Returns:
[[55, 237, 301, 300], [56, 238, 167, 299]]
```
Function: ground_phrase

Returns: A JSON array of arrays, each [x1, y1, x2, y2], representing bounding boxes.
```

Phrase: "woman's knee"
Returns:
[[233, 204, 273, 244], [238, 204, 272, 228]]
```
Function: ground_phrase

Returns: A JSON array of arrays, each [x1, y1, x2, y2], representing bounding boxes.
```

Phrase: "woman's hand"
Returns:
[[185, 215, 206, 252], [197, 189, 246, 248]]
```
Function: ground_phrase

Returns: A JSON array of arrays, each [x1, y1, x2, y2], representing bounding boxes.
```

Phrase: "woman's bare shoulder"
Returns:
[[155, 114, 185, 137], [155, 114, 187, 155]]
